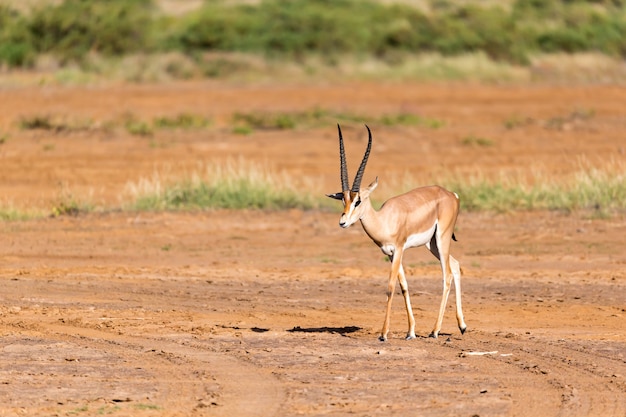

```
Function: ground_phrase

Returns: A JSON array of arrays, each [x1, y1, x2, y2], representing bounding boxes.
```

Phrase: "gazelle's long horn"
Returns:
[[351, 125, 372, 193], [338, 124, 349, 192]]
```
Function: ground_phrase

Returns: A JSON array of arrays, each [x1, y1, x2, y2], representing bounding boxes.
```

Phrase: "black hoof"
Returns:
[[428, 332, 438, 339], [460, 326, 467, 335], [378, 335, 387, 342]]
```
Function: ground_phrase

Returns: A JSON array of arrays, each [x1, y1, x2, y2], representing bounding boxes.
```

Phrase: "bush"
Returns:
[[169, 0, 556, 64], [173, 0, 377, 57], [2, 0, 626, 69], [28, 0, 155, 63], [434, 6, 530, 64], [0, 6, 35, 67]]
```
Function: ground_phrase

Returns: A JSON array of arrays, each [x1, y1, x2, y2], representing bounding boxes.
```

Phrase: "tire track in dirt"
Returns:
[[3, 321, 284, 417], [445, 330, 626, 417]]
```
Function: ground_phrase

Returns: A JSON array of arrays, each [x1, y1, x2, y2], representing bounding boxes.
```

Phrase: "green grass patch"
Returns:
[[153, 113, 211, 129], [15, 109, 440, 138], [16, 112, 212, 137], [50, 194, 93, 217], [97, 405, 121, 415], [122, 113, 212, 136], [231, 108, 443, 133], [379, 113, 445, 128], [0, 206, 42, 221], [443, 165, 626, 213], [68, 404, 89, 415], [2, 152, 624, 219], [126, 161, 319, 211], [461, 135, 494, 147], [233, 111, 300, 131], [126, 161, 626, 215], [0, 190, 93, 221], [123, 115, 154, 137], [503, 115, 534, 130], [232, 125, 253, 135], [133, 403, 160, 411]]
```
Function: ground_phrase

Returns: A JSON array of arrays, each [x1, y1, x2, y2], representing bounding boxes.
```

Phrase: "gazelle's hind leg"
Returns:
[[449, 255, 467, 334], [425, 233, 461, 338], [430, 257, 453, 338]]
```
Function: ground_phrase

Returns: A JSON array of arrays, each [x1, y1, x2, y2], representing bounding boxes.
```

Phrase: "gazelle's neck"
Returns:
[[359, 200, 388, 247]]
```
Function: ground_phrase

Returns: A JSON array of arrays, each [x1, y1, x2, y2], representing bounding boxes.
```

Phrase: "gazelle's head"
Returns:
[[326, 124, 378, 228]]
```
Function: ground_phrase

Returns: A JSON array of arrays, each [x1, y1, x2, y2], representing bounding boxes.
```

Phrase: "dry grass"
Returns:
[[124, 159, 320, 211], [3, 157, 624, 220], [530, 53, 626, 84], [9, 50, 626, 87], [431, 160, 625, 213], [122, 158, 626, 215]]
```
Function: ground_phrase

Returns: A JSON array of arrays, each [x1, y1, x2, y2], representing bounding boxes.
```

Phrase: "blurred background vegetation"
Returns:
[[1, 0, 625, 215], [1, 0, 625, 81]]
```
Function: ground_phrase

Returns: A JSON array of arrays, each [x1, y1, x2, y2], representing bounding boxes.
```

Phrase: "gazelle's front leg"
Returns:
[[398, 264, 416, 340], [380, 249, 404, 342]]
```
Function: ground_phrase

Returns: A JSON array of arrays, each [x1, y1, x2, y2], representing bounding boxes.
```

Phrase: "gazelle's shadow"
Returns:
[[287, 326, 361, 336]]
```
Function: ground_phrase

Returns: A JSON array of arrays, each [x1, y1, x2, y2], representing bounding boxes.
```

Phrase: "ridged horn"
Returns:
[[338, 124, 349, 192], [351, 125, 372, 193]]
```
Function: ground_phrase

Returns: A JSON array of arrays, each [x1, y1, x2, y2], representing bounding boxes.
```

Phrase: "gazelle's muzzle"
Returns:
[[339, 214, 349, 228]]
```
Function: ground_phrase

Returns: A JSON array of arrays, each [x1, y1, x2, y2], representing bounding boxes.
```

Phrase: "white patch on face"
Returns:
[[340, 197, 361, 228], [403, 222, 437, 250], [350, 197, 360, 211]]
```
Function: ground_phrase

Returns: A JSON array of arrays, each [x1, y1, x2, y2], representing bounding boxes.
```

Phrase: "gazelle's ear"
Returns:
[[326, 192, 344, 200], [367, 176, 379, 192]]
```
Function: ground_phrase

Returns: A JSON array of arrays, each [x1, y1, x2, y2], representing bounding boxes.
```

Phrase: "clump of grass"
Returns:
[[19, 114, 55, 130], [17, 112, 213, 138], [18, 114, 100, 133], [153, 113, 211, 129], [50, 194, 93, 217], [16, 109, 443, 139], [231, 108, 443, 133], [544, 108, 595, 131], [126, 160, 318, 211], [50, 201, 81, 217], [123, 116, 154, 137], [0, 206, 41, 221], [461, 135, 494, 147], [379, 113, 445, 128], [232, 112, 299, 131], [232, 125, 253, 135], [504, 115, 533, 130], [133, 404, 160, 411], [442, 163, 626, 213], [123, 113, 212, 136]]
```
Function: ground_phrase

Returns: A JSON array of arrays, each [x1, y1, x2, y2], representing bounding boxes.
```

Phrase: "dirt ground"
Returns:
[[0, 80, 624, 416]]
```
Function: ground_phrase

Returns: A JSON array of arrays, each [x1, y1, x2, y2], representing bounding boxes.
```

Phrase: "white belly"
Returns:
[[403, 222, 437, 250], [378, 222, 437, 256]]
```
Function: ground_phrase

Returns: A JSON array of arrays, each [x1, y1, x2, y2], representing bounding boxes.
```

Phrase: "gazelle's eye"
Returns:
[[354, 198, 361, 207]]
